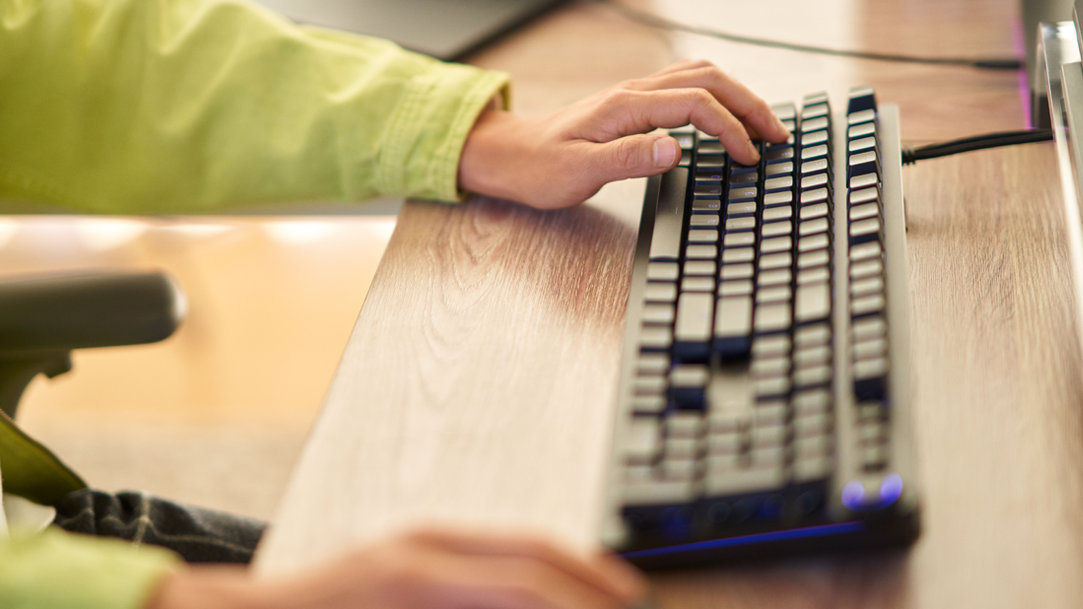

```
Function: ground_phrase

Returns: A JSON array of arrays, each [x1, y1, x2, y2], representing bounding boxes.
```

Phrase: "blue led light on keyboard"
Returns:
[[841, 473, 904, 511], [621, 522, 868, 559]]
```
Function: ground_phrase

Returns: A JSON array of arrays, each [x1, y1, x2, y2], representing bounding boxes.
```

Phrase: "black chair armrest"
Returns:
[[0, 270, 185, 417], [0, 271, 185, 355]]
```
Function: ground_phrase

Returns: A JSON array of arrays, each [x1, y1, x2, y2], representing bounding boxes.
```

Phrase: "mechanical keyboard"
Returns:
[[602, 87, 920, 569]]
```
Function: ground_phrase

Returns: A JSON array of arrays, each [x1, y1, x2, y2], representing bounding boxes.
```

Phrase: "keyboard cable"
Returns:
[[901, 129, 1054, 164]]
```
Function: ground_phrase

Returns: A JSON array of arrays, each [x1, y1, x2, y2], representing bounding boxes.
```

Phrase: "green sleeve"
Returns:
[[0, 0, 509, 213], [0, 528, 180, 609]]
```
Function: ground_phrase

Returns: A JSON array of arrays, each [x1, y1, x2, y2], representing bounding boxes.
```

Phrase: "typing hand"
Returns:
[[147, 527, 648, 609], [459, 59, 790, 210]]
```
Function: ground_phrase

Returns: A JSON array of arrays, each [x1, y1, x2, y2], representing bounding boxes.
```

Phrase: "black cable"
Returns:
[[597, 0, 1023, 71], [901, 129, 1054, 164]]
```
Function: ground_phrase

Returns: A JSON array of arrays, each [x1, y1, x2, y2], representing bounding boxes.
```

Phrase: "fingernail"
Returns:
[[774, 115, 789, 137], [745, 140, 760, 163], [653, 137, 678, 168]]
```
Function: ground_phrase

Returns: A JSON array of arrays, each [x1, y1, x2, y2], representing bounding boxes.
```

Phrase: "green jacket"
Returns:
[[0, 0, 508, 607]]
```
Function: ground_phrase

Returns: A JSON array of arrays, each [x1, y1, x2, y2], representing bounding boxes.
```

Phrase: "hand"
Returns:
[[146, 527, 648, 609], [459, 59, 790, 210]]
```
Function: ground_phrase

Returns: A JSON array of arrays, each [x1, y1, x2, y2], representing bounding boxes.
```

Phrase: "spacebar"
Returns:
[[647, 167, 689, 261]]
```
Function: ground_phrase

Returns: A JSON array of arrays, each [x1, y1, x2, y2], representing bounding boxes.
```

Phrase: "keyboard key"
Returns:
[[690, 213, 720, 227], [681, 276, 715, 292], [761, 221, 793, 238], [796, 282, 831, 323], [622, 479, 698, 506], [847, 86, 877, 113], [639, 326, 673, 352], [722, 247, 755, 264], [718, 280, 753, 297], [848, 150, 879, 177], [632, 395, 666, 415], [685, 244, 717, 260], [704, 466, 787, 497], [754, 303, 791, 334], [848, 108, 877, 125], [641, 303, 675, 325], [726, 216, 756, 231], [714, 296, 753, 358], [759, 252, 792, 270], [764, 176, 794, 192], [644, 282, 678, 303], [684, 260, 716, 276], [764, 191, 794, 207], [624, 417, 662, 462], [801, 158, 829, 174], [674, 292, 715, 360], [763, 206, 793, 222], [848, 122, 876, 139], [670, 364, 710, 406], [637, 353, 670, 375], [850, 202, 880, 222], [728, 186, 758, 202], [799, 217, 830, 237], [646, 261, 679, 281], [720, 263, 754, 280], [648, 167, 688, 261]]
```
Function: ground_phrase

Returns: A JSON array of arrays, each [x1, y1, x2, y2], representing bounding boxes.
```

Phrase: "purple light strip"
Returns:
[[621, 521, 866, 559]]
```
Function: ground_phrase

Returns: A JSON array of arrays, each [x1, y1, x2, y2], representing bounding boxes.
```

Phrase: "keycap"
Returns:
[[796, 282, 831, 323], [621, 479, 699, 506], [641, 303, 675, 325], [646, 262, 679, 281], [704, 466, 787, 497], [674, 292, 715, 361], [644, 282, 678, 303], [648, 167, 689, 261], [690, 214, 720, 227], [714, 296, 753, 359], [624, 417, 662, 462], [670, 364, 710, 406], [853, 357, 889, 400], [848, 150, 879, 177], [847, 86, 877, 114]]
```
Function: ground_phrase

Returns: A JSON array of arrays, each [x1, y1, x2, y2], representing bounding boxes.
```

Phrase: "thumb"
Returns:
[[589, 133, 680, 184]]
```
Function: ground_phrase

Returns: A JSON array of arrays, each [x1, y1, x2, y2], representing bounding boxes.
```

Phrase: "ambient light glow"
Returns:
[[841, 473, 904, 511]]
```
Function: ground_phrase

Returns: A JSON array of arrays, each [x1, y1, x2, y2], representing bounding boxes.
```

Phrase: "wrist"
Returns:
[[145, 567, 268, 609], [458, 108, 527, 203]]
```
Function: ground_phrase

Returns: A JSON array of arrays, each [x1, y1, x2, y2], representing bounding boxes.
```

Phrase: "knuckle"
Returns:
[[687, 88, 716, 107], [675, 58, 712, 71], [373, 550, 431, 594], [614, 137, 644, 170], [599, 87, 638, 111]]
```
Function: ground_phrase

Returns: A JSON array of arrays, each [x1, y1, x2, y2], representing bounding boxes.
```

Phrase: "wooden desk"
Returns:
[[257, 1, 1083, 607]]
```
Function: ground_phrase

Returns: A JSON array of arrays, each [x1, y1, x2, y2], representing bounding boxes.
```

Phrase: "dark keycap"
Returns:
[[847, 86, 877, 114], [853, 357, 889, 401], [670, 363, 710, 406]]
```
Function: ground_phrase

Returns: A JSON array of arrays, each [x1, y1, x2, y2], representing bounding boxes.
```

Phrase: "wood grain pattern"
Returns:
[[258, 1, 1083, 607]]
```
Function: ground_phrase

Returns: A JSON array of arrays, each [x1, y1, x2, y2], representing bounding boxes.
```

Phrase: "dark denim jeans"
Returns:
[[51, 488, 266, 564]]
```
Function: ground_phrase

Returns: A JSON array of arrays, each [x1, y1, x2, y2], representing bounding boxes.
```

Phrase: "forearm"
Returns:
[[0, 0, 508, 213]]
